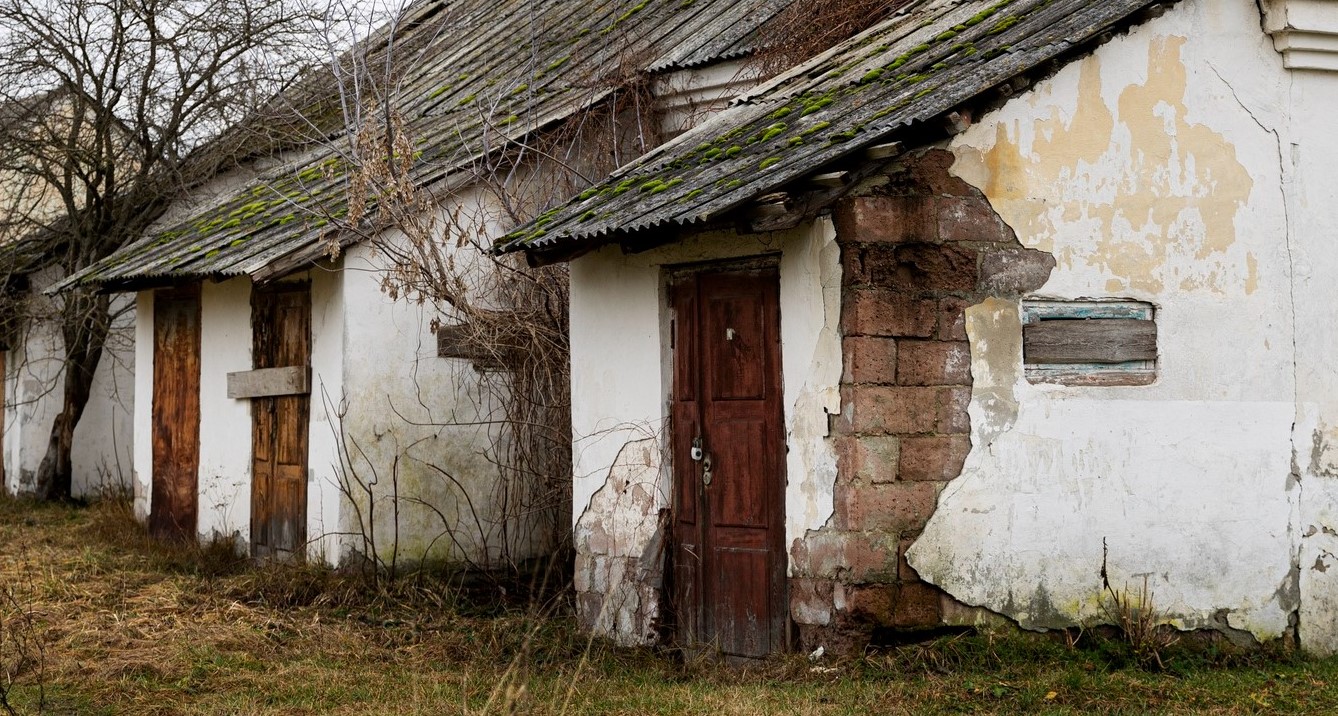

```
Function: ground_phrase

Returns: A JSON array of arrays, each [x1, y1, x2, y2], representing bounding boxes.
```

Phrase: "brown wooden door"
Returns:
[[250, 283, 311, 559], [671, 268, 786, 658], [150, 285, 201, 540]]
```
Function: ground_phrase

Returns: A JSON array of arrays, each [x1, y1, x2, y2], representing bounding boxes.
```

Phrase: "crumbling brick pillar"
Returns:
[[790, 147, 1054, 652]]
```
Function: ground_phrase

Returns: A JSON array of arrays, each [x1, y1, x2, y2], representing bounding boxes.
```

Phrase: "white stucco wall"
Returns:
[[332, 235, 517, 567], [3, 268, 134, 499], [909, 0, 1303, 641], [1271, 2, 1338, 655], [307, 263, 346, 565], [196, 278, 255, 544], [567, 218, 842, 642]]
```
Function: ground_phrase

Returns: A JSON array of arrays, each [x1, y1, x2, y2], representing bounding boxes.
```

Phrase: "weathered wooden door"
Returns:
[[150, 285, 201, 540], [250, 283, 311, 559], [671, 268, 786, 658]]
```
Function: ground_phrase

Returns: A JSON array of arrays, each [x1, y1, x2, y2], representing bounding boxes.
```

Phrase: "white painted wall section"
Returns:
[[2, 268, 134, 499], [307, 264, 346, 565], [335, 237, 516, 566], [911, 0, 1301, 641], [196, 278, 254, 544]]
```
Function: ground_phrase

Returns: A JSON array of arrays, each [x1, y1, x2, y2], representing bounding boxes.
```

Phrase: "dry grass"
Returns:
[[3, 495, 1338, 715]]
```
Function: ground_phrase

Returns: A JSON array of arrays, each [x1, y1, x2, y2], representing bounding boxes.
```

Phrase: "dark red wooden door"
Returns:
[[150, 285, 201, 540], [671, 268, 786, 658], [250, 283, 311, 559]]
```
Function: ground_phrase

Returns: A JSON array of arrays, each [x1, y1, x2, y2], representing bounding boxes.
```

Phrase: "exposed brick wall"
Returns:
[[790, 147, 1054, 652]]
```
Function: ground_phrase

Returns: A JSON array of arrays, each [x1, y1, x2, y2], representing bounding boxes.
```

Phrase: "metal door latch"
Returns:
[[702, 453, 713, 486]]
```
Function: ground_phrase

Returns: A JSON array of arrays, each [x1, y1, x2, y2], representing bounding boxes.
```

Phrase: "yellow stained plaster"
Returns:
[[954, 36, 1253, 296]]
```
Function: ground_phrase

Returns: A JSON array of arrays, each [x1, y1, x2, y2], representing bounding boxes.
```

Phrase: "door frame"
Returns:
[[666, 255, 788, 657]]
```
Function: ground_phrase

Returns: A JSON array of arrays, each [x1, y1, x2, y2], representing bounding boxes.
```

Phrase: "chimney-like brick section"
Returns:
[[790, 148, 1055, 652]]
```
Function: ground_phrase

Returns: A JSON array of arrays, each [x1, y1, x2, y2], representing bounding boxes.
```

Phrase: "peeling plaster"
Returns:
[[953, 37, 1255, 299], [912, 0, 1299, 643], [572, 436, 668, 645], [566, 219, 841, 644]]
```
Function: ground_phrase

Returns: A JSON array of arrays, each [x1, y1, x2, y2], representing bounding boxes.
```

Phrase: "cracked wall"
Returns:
[[909, 0, 1302, 642], [788, 149, 1055, 653], [567, 220, 842, 645]]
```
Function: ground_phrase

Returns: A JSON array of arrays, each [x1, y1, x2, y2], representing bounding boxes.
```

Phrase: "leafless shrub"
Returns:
[[297, 2, 668, 577], [0, 0, 321, 500], [0, 569, 46, 715]]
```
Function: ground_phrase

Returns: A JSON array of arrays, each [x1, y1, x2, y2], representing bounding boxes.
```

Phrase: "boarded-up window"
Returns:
[[436, 322, 503, 370], [1022, 301, 1156, 386]]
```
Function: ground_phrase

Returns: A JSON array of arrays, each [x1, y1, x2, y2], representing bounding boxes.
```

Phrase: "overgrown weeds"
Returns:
[[5, 495, 1338, 714], [1099, 575, 1180, 670]]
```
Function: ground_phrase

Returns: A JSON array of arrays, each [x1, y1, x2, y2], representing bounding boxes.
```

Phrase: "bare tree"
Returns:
[[0, 0, 319, 499]]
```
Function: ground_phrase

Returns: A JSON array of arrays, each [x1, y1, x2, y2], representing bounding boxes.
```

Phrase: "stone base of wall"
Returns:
[[789, 147, 1054, 652]]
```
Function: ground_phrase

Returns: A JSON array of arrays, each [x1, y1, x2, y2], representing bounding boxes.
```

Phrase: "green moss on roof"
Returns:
[[759, 157, 780, 170], [512, 83, 529, 95], [545, 56, 570, 72], [989, 15, 1020, 34], [965, 0, 1015, 27], [724, 145, 742, 158], [458, 93, 477, 106], [427, 85, 451, 100], [769, 106, 792, 120], [756, 123, 788, 143], [800, 121, 831, 137], [601, 0, 649, 34], [800, 96, 834, 116]]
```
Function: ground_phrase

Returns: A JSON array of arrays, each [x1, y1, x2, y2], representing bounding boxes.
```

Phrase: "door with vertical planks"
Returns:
[[151, 285, 201, 540], [671, 267, 786, 658], [250, 283, 311, 559]]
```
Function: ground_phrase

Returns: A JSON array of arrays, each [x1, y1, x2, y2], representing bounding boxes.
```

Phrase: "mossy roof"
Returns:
[[65, 0, 800, 290], [494, 0, 1167, 256]]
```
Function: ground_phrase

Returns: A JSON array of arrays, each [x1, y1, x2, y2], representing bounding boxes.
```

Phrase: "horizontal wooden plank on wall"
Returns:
[[1023, 319, 1157, 365], [226, 366, 311, 399]]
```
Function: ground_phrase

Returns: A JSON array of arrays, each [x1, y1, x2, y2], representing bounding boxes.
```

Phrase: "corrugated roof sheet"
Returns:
[[494, 0, 1165, 256], [67, 0, 801, 290]]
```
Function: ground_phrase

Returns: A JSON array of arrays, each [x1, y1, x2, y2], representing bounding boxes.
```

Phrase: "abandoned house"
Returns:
[[0, 94, 135, 500], [62, 0, 811, 565], [495, 0, 1338, 657]]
